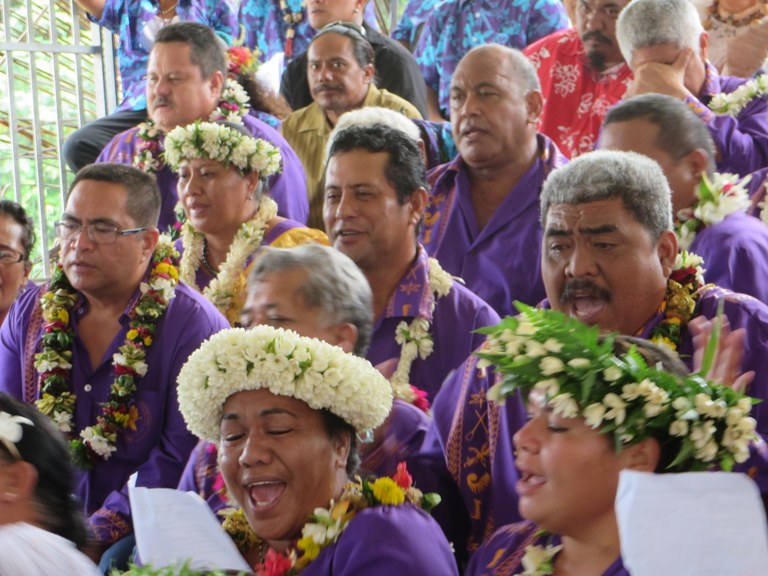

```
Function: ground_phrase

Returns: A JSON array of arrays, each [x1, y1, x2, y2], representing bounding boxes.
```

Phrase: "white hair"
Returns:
[[616, 0, 703, 66], [325, 107, 420, 160]]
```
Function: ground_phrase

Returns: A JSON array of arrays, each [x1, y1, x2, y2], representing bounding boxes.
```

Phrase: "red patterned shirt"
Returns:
[[524, 27, 633, 159]]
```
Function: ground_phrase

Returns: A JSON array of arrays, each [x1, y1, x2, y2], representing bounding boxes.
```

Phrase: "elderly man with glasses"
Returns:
[[0, 163, 229, 570]]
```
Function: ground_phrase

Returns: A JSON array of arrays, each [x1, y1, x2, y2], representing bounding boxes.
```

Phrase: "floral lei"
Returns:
[[519, 534, 561, 576], [676, 172, 752, 251], [390, 257, 452, 412], [180, 196, 278, 324], [133, 78, 251, 174], [221, 463, 440, 575], [34, 237, 180, 468], [708, 74, 768, 116], [648, 250, 708, 352]]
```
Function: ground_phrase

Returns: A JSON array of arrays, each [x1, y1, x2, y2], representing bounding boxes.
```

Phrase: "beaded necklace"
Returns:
[[280, 0, 304, 60]]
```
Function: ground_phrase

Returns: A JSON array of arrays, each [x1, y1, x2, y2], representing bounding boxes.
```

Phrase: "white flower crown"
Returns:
[[163, 121, 282, 177], [177, 326, 394, 441]]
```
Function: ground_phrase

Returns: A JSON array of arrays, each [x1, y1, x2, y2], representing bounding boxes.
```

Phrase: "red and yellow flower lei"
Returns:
[[34, 237, 180, 468], [221, 463, 439, 575], [648, 251, 709, 352]]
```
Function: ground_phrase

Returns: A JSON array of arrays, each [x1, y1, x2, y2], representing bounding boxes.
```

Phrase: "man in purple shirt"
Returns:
[[600, 93, 768, 303], [618, 0, 768, 177], [540, 150, 768, 497], [423, 149, 768, 561], [98, 22, 308, 231], [422, 44, 568, 318], [323, 123, 499, 404], [0, 164, 229, 567]]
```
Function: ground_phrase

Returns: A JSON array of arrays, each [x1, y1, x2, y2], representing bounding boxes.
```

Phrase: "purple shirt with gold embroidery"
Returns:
[[366, 245, 500, 403], [410, 353, 528, 561], [422, 135, 568, 317], [0, 278, 229, 544], [685, 62, 768, 177], [97, 115, 309, 231], [465, 521, 628, 576]]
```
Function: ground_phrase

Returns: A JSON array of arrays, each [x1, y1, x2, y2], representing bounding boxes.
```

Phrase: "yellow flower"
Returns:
[[143, 335, 153, 346], [297, 535, 321, 560], [54, 309, 69, 323], [127, 329, 139, 341], [371, 477, 405, 505]]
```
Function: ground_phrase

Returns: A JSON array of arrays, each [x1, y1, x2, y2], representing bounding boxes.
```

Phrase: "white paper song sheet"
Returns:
[[616, 470, 768, 576], [129, 482, 251, 572]]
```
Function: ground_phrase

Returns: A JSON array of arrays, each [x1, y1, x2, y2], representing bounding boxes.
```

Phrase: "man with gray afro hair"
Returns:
[[539, 148, 768, 507], [618, 0, 768, 177]]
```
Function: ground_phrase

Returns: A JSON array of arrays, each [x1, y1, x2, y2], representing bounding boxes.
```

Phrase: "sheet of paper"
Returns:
[[616, 470, 768, 576], [129, 483, 251, 572]]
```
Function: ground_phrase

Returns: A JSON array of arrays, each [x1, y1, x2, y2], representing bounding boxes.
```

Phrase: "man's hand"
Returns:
[[624, 48, 693, 100], [689, 315, 755, 393]]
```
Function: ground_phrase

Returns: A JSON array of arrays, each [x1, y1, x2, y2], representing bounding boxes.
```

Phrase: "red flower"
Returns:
[[392, 461, 413, 490], [255, 548, 293, 576], [410, 385, 431, 413]]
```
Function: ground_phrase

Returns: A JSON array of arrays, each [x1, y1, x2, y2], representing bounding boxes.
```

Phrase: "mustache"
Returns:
[[582, 31, 612, 45], [152, 95, 172, 107], [313, 83, 344, 94], [560, 279, 612, 305]]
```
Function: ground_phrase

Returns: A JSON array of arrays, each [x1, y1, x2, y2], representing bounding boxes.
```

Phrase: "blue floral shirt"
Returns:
[[391, 0, 448, 45], [238, 0, 378, 63], [414, 0, 568, 117], [92, 0, 239, 112]]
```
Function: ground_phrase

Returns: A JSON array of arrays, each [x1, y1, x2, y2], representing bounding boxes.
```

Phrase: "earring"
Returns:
[[353, 7, 360, 13]]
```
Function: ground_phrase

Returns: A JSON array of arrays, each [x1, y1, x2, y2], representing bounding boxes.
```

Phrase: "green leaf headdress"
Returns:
[[476, 304, 758, 473]]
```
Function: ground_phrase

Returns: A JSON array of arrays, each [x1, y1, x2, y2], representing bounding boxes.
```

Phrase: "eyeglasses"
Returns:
[[0, 247, 24, 266], [54, 221, 148, 245]]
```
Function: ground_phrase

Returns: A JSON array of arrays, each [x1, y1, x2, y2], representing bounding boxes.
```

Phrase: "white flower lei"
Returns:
[[708, 74, 768, 116], [177, 326, 393, 440], [676, 172, 752, 251], [519, 542, 562, 576], [390, 257, 452, 403], [180, 196, 278, 321]]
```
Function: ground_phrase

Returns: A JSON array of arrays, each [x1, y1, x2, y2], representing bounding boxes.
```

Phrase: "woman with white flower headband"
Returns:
[[164, 120, 328, 325], [0, 392, 100, 575], [176, 326, 458, 575], [465, 306, 759, 576]]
